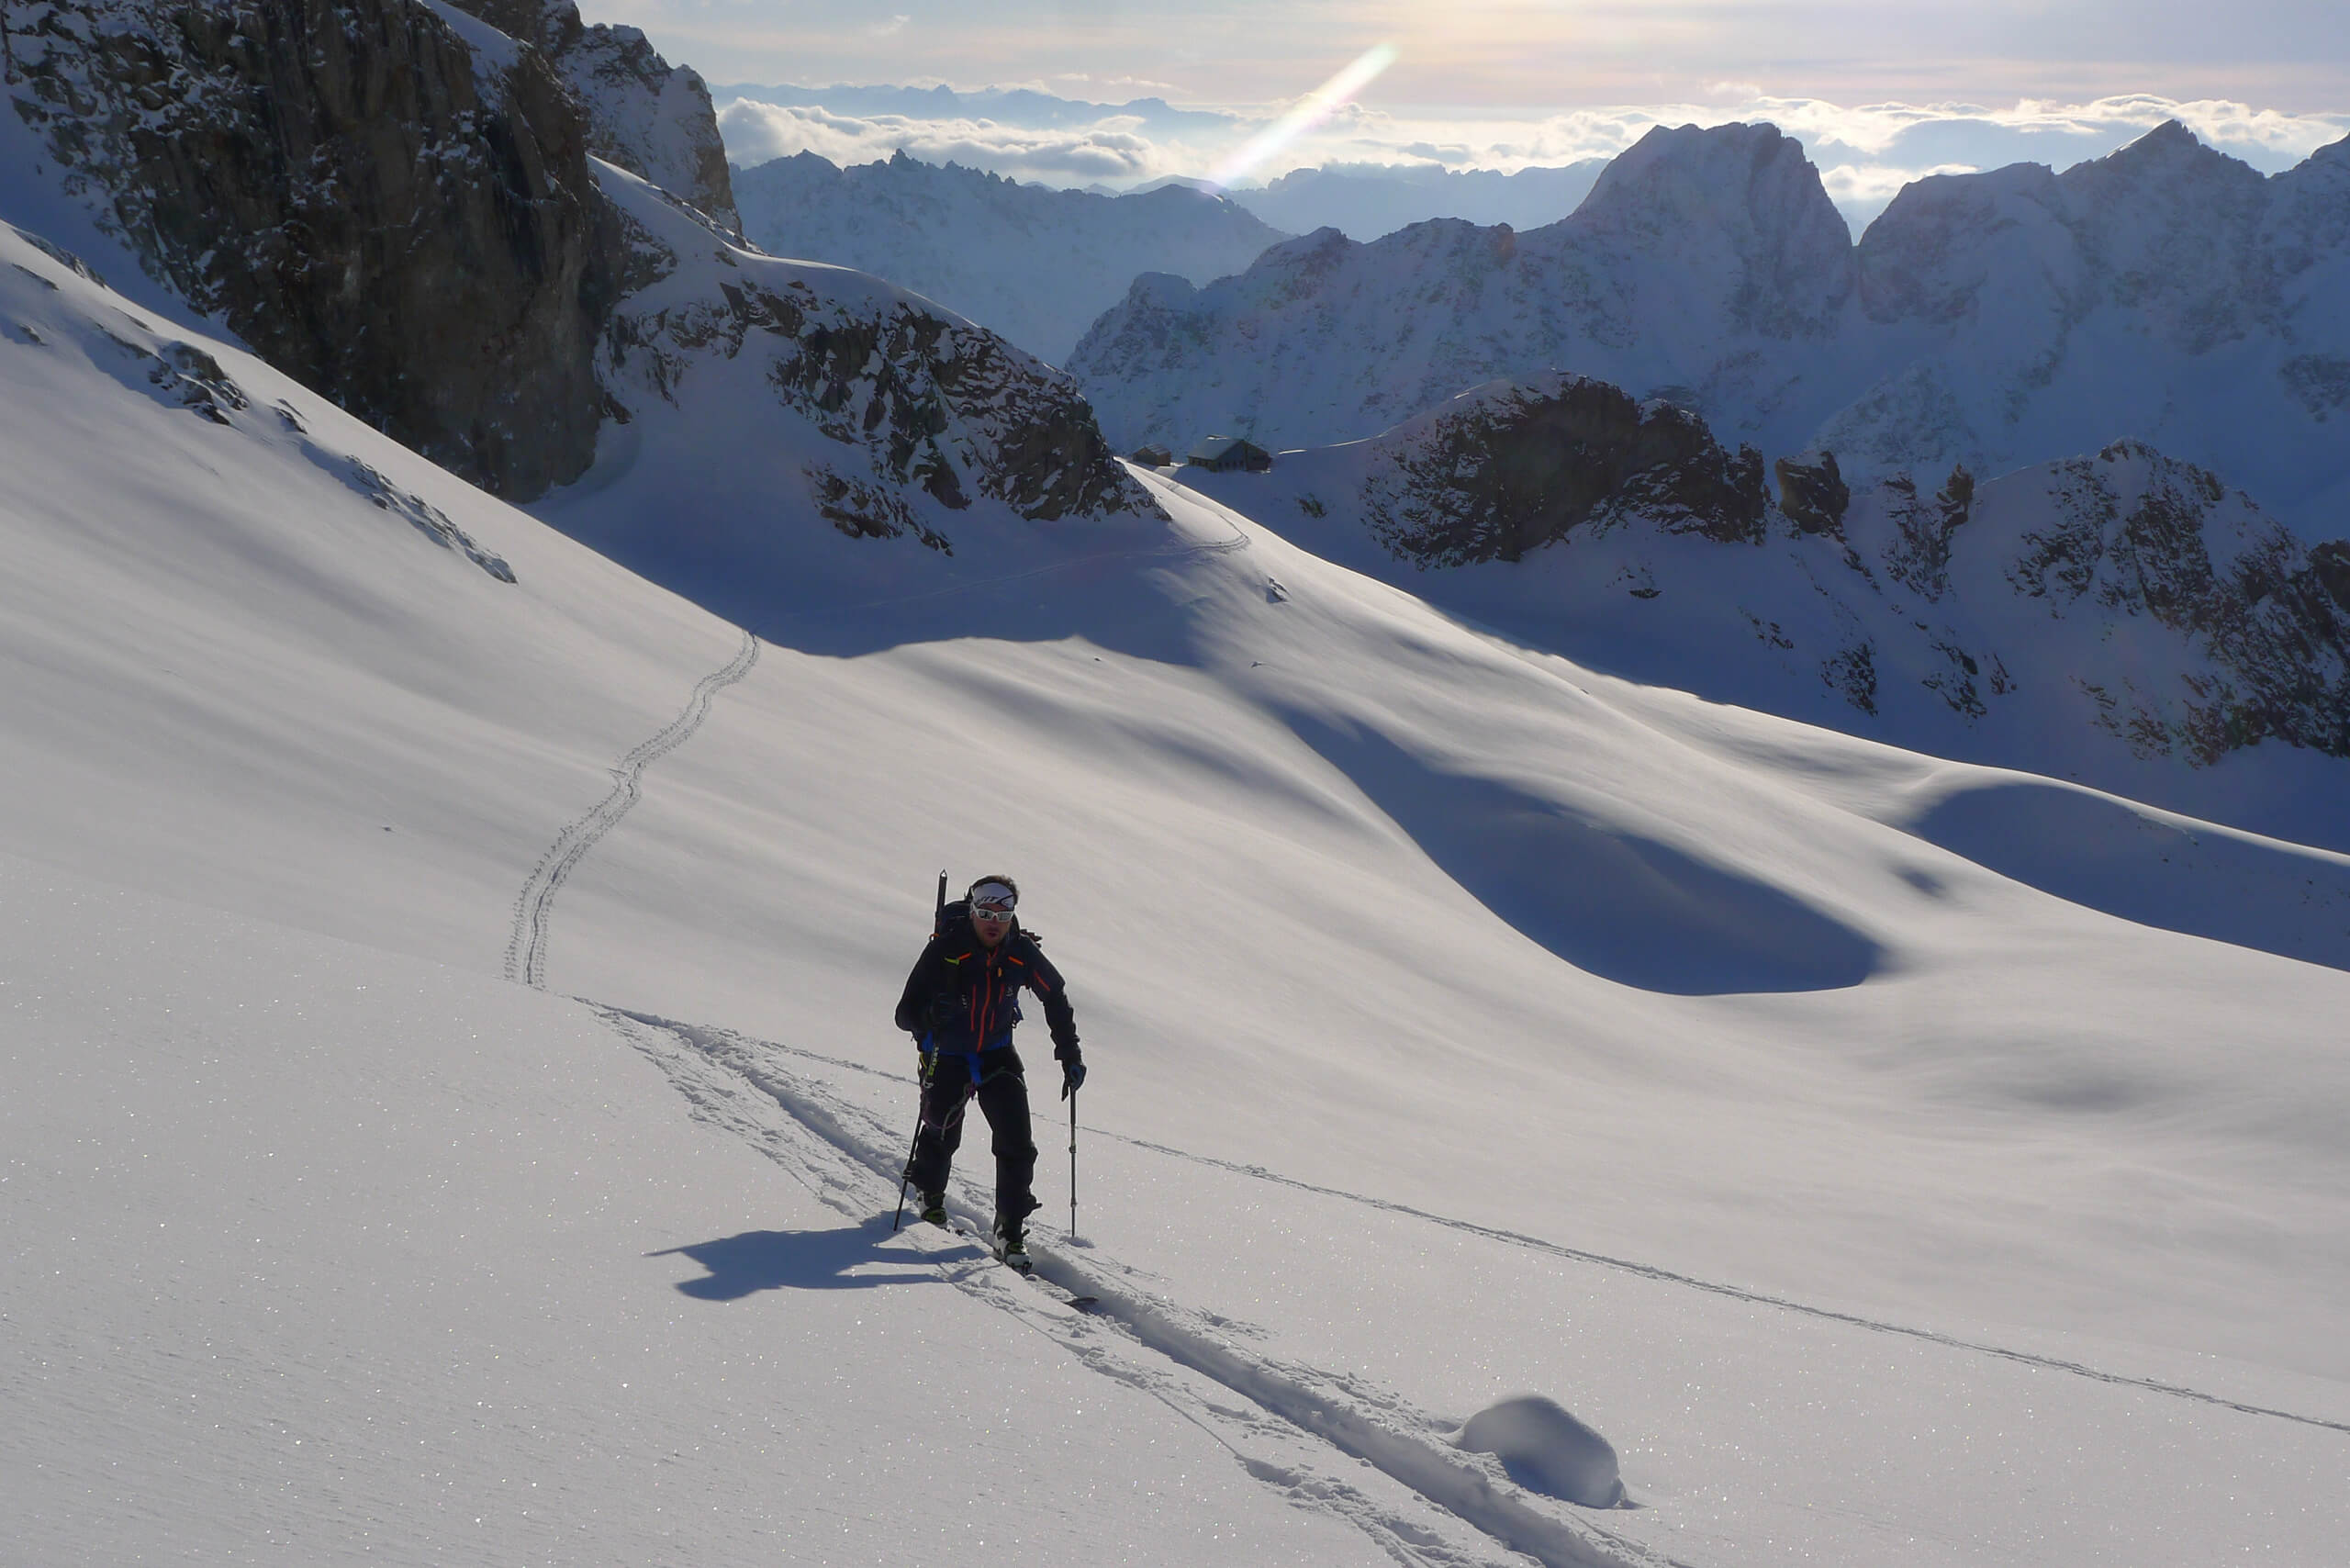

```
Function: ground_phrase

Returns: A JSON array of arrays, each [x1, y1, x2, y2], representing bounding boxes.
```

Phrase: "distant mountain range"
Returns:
[[1218, 161, 1610, 241], [711, 80, 1240, 140], [731, 151, 1289, 364], [1069, 120, 2350, 540]]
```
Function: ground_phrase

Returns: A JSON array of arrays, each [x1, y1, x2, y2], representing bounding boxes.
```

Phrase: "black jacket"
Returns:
[[895, 913, 1080, 1058]]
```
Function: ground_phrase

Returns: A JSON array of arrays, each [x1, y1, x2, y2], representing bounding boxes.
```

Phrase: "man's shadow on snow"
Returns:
[[652, 1219, 969, 1301]]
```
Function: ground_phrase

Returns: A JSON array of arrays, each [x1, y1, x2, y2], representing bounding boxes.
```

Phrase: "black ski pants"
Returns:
[[906, 1044, 1038, 1223]]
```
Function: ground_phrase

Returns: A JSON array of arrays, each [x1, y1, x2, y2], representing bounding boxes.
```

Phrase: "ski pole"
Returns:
[[891, 1107, 921, 1233], [1068, 1087, 1080, 1242]]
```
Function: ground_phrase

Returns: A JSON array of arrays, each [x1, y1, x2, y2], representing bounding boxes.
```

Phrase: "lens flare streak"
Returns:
[[1209, 42, 1400, 188]]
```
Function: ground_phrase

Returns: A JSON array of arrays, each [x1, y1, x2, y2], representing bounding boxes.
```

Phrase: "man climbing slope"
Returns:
[[894, 874, 1085, 1271]]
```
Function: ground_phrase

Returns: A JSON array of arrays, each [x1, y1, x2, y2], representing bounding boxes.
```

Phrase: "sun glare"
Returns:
[[1207, 42, 1401, 188]]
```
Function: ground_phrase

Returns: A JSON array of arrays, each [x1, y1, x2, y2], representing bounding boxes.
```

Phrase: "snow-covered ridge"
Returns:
[[730, 149, 1290, 364], [1071, 119, 2350, 537], [536, 161, 1163, 629], [1069, 122, 1855, 460]]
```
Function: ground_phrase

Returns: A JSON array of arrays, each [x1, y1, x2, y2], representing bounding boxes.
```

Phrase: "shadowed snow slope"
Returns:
[[1172, 397, 2350, 863], [6, 217, 2350, 1567]]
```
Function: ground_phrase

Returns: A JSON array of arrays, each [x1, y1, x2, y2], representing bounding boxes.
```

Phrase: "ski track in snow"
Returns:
[[601, 1007, 1684, 1568], [503, 630, 759, 989], [719, 1036, 2350, 1442]]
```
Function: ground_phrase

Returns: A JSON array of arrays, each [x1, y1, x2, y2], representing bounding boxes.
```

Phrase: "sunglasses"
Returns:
[[971, 902, 1016, 922]]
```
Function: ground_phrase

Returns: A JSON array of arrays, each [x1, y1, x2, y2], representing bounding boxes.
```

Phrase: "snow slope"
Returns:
[[730, 150, 1290, 364], [6, 215, 2350, 1568]]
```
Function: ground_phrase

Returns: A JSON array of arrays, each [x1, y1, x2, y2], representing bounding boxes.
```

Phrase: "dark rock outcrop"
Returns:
[[1774, 450, 1850, 535], [4, 0, 613, 498], [2005, 441, 2350, 762], [1362, 376, 1768, 566], [1877, 464, 1972, 601]]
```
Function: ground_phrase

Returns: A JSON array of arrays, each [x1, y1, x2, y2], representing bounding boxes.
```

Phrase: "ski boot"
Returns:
[[990, 1213, 1032, 1273], [918, 1190, 948, 1227]]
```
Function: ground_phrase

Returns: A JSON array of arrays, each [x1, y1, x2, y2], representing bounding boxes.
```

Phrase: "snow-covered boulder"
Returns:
[[1457, 1395, 1623, 1508]]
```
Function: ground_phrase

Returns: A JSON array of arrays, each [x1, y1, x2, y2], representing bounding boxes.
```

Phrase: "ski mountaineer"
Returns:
[[893, 875, 1085, 1271]]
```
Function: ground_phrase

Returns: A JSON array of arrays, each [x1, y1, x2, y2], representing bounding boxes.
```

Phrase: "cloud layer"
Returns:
[[716, 89, 2350, 231]]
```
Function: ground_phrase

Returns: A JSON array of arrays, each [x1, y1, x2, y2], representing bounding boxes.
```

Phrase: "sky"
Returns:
[[592, 1, 2350, 224], [594, 0, 2349, 111]]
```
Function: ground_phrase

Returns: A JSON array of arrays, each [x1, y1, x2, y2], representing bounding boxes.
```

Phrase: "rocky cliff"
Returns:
[[443, 0, 736, 231], [1360, 376, 1767, 566], [2, 0, 613, 497]]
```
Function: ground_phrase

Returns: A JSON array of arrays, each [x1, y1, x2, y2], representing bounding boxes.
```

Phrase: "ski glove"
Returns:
[[1059, 1055, 1086, 1099]]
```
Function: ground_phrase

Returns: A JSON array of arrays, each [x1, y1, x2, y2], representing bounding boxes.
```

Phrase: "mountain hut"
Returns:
[[1187, 434, 1272, 473]]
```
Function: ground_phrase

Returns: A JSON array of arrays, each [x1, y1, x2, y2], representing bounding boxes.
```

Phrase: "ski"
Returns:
[[938, 1221, 1099, 1309]]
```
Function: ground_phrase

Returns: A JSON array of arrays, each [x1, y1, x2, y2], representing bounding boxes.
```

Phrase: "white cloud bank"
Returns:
[[717, 90, 2350, 231]]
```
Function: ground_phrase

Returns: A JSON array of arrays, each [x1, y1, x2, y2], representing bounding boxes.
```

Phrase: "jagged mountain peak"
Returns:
[[2060, 117, 2266, 212], [1575, 123, 1844, 243], [1564, 119, 1854, 340]]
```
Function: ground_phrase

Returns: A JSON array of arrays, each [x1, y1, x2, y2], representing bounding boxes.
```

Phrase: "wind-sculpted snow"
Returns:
[[1900, 776, 2350, 974], [1073, 118, 2350, 537], [4, 219, 515, 588], [1185, 387, 2350, 854]]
